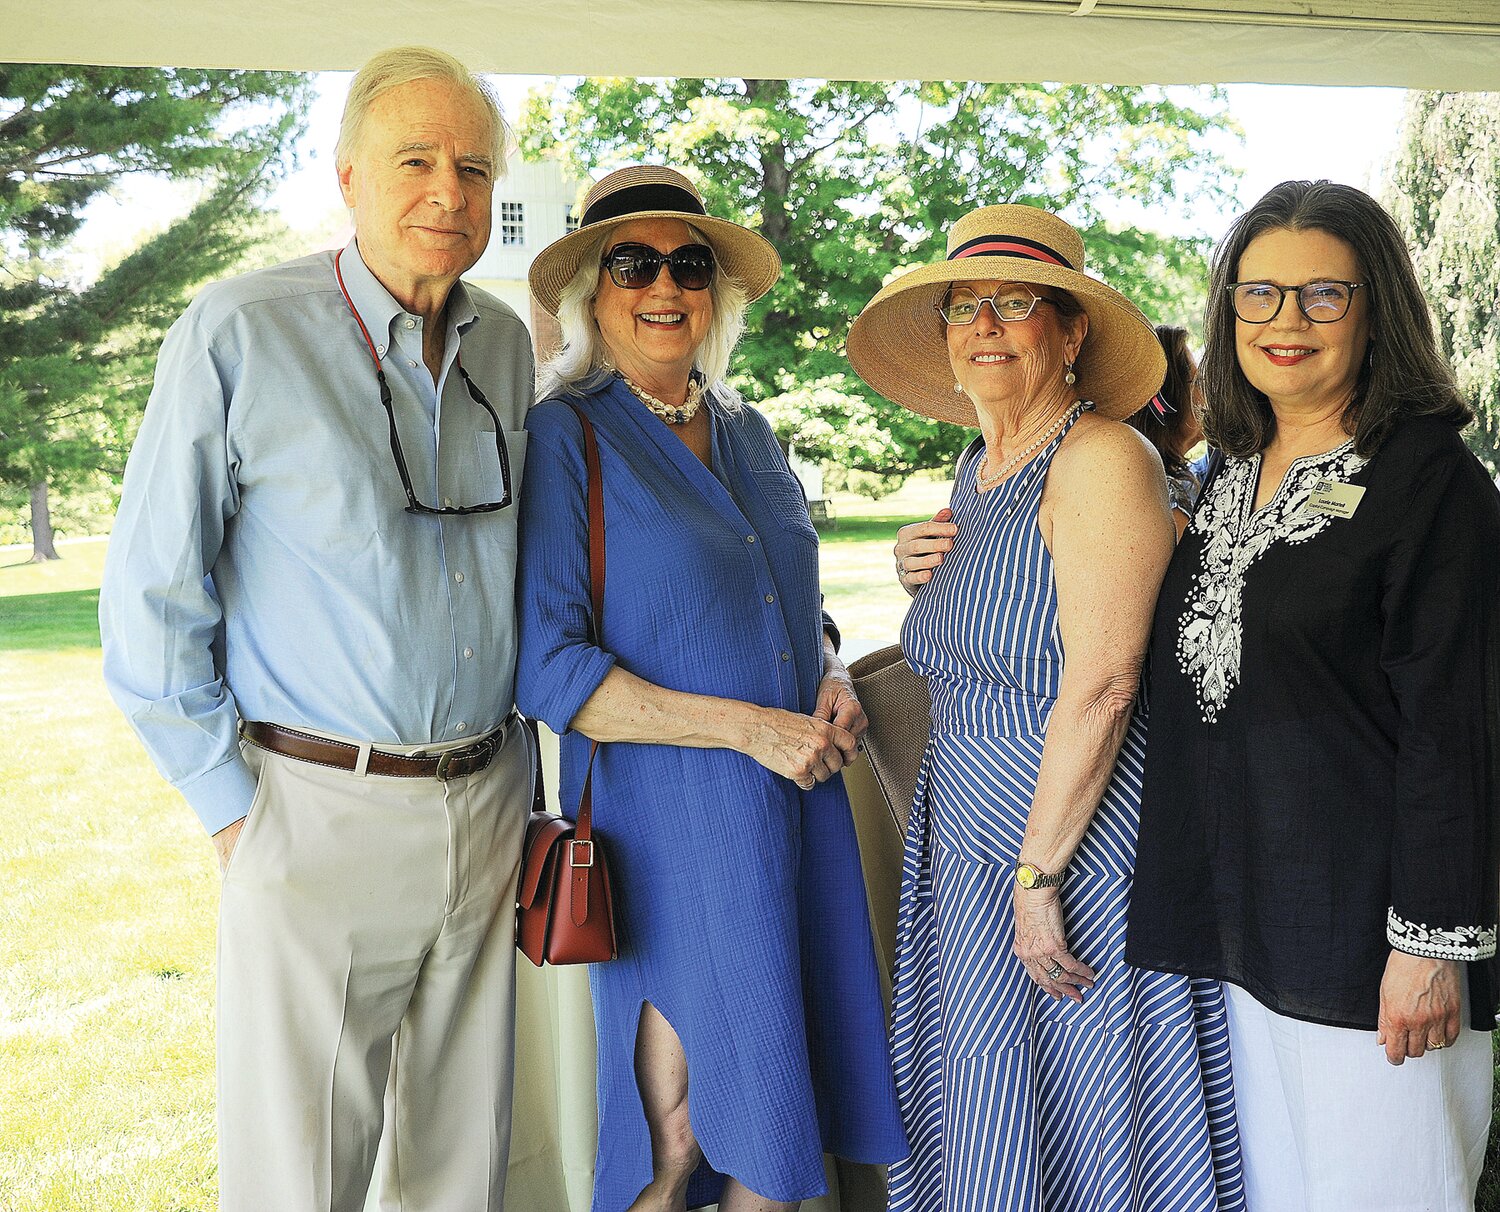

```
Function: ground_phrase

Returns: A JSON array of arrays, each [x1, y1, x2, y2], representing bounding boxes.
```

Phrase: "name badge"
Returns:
[[1305, 478, 1365, 519]]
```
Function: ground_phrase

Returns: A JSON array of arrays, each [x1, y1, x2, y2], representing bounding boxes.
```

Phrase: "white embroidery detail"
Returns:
[[1177, 443, 1366, 723], [1387, 907, 1498, 961]]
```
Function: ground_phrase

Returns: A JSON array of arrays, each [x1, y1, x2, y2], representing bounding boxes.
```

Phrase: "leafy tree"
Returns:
[[0, 66, 311, 560], [1385, 90, 1500, 474], [520, 77, 1234, 477]]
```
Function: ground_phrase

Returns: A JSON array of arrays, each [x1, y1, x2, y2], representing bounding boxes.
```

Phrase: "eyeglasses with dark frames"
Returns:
[[935, 285, 1058, 326], [1228, 280, 1366, 325], [600, 242, 716, 292], [335, 248, 513, 516]]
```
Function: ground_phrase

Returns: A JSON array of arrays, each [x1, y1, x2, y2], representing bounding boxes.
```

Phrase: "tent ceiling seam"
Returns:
[[805, 0, 1500, 37]]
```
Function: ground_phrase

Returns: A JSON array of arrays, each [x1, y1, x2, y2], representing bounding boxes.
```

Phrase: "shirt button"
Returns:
[[404, 318, 417, 329], [376, 343, 387, 356], [781, 651, 790, 661], [454, 571, 465, 583], [463, 647, 474, 659], [455, 722, 467, 734], [407, 359, 418, 368], [765, 594, 775, 604], [746, 535, 756, 544]]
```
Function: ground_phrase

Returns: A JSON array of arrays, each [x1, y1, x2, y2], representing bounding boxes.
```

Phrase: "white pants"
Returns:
[[217, 719, 531, 1212], [1224, 981, 1492, 1212]]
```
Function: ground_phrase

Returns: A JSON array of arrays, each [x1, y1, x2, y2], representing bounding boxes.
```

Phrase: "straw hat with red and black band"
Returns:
[[529, 165, 781, 316], [846, 204, 1165, 423]]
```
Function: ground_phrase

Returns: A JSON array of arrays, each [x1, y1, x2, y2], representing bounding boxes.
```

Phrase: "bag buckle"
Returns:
[[570, 840, 594, 868]]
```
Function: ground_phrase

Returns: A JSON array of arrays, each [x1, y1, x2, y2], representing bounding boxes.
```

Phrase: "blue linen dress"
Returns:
[[515, 378, 907, 1211], [889, 410, 1245, 1212]]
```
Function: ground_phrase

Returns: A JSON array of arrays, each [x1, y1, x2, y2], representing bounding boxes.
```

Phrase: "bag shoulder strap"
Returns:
[[955, 434, 984, 484], [566, 401, 606, 633], [563, 401, 604, 847]]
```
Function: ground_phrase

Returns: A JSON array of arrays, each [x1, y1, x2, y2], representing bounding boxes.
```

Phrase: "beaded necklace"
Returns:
[[975, 401, 1087, 492], [616, 371, 704, 425]]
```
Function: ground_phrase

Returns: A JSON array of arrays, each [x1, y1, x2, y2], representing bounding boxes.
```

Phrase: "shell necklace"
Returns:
[[975, 401, 1087, 492], [617, 371, 704, 425]]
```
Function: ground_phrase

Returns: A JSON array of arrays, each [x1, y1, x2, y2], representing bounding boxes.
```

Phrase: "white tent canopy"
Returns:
[[10, 0, 1500, 89]]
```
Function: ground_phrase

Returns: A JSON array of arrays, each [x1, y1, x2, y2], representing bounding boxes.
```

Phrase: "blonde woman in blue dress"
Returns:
[[848, 205, 1244, 1211]]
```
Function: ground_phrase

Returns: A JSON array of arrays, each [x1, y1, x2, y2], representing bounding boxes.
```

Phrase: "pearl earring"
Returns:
[[1064, 361, 1076, 387], [954, 382, 965, 394]]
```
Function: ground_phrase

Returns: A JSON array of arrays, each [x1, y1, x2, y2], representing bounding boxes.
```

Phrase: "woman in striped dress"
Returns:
[[847, 205, 1244, 1212]]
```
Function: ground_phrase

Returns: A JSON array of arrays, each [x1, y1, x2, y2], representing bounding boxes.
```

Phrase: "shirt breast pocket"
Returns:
[[474, 429, 527, 510], [752, 469, 818, 547]]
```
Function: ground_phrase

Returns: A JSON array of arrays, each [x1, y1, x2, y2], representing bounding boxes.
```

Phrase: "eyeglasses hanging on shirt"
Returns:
[[334, 248, 513, 515]]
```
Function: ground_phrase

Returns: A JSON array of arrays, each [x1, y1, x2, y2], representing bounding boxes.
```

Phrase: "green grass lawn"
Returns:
[[816, 475, 949, 648], [1, 539, 222, 1211], [3, 506, 1497, 1210]]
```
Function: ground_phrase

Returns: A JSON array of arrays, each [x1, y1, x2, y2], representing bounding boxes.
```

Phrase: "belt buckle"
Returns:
[[435, 734, 496, 782]]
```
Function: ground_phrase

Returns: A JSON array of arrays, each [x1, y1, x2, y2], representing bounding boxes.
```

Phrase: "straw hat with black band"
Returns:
[[530, 165, 781, 316], [846, 204, 1165, 424]]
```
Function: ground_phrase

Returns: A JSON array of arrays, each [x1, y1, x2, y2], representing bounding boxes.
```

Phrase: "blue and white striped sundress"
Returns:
[[889, 408, 1245, 1212]]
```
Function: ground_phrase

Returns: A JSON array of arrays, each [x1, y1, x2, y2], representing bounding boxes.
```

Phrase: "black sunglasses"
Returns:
[[375, 363, 513, 515], [601, 242, 716, 291]]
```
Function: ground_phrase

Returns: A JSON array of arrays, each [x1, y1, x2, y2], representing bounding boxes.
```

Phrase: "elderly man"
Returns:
[[100, 47, 532, 1212]]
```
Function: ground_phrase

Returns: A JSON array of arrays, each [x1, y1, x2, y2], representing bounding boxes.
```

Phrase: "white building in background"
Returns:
[[469, 154, 585, 325]]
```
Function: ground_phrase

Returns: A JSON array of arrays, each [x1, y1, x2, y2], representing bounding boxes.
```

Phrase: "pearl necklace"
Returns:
[[617, 371, 704, 425], [975, 402, 1087, 491]]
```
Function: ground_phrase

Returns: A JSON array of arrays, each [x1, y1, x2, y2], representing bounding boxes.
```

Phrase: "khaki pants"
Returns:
[[217, 719, 530, 1212]]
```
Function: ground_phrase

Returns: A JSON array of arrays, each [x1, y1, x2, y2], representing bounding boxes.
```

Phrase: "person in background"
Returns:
[[516, 165, 906, 1212], [858, 204, 1243, 1212], [1125, 323, 1207, 537], [100, 47, 535, 1212], [1128, 179, 1500, 1212]]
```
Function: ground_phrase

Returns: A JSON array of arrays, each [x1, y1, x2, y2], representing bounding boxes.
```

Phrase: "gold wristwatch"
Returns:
[[1015, 862, 1065, 890]]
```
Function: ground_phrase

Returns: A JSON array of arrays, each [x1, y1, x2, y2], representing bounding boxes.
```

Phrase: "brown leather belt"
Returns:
[[240, 718, 511, 782]]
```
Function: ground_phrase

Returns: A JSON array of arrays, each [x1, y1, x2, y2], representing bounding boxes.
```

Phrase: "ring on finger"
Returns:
[[1045, 960, 1064, 981], [1428, 1038, 1450, 1050], [895, 557, 906, 576]]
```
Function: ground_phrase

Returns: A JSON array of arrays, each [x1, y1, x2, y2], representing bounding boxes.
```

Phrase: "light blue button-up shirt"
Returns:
[[100, 240, 534, 834]]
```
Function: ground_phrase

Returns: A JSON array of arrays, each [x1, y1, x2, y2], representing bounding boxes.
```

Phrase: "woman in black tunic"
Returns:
[[1127, 180, 1500, 1212]]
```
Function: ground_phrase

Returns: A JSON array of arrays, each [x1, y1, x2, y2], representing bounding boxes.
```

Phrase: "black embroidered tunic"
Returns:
[[1126, 416, 1500, 1031]]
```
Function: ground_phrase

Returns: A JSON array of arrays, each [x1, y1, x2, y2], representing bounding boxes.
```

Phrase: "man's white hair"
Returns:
[[536, 224, 750, 407], [335, 45, 511, 170]]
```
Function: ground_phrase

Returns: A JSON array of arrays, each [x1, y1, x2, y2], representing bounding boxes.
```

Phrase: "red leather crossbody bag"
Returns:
[[516, 403, 618, 966]]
